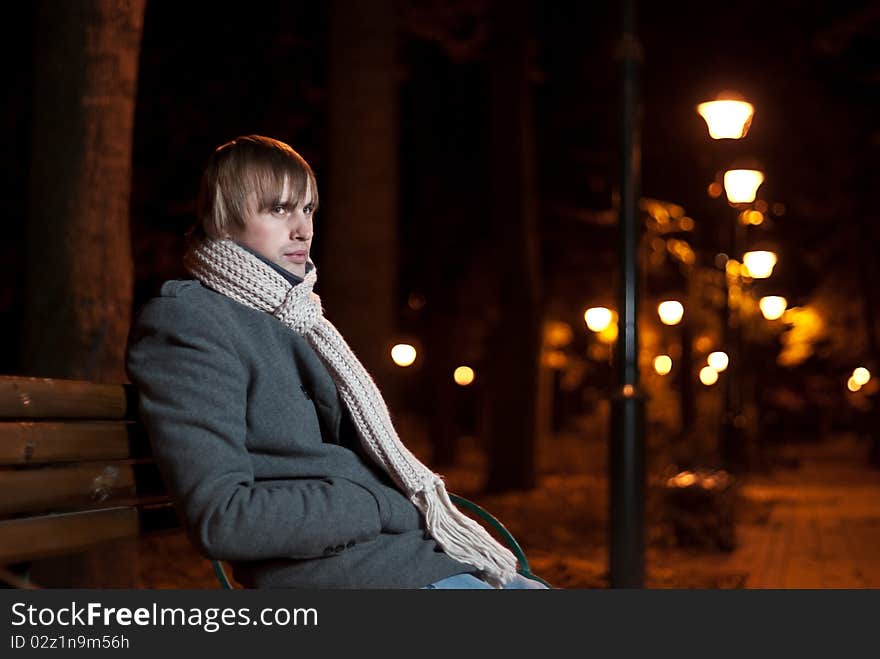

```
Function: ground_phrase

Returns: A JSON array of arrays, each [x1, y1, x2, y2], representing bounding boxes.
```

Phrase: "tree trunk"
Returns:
[[22, 0, 143, 384], [21, 0, 145, 587], [485, 0, 542, 492], [324, 0, 400, 403]]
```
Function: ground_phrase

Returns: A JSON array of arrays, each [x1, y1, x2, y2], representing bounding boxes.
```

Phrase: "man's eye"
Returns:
[[303, 204, 314, 215], [273, 205, 287, 215]]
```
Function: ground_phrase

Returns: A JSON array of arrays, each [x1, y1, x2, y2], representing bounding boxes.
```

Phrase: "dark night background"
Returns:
[[1, 0, 879, 588], [3, 1, 877, 363]]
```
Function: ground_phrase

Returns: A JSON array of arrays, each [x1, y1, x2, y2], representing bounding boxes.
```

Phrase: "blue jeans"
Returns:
[[422, 573, 549, 589]]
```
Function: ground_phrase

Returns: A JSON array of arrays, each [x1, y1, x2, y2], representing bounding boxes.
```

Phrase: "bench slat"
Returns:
[[0, 376, 186, 582], [0, 377, 132, 420], [0, 421, 150, 465], [0, 508, 140, 564], [0, 462, 169, 517]]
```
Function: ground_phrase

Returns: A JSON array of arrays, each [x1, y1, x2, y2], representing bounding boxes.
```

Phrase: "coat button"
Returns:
[[345, 541, 355, 548], [322, 546, 333, 555], [334, 544, 345, 553]]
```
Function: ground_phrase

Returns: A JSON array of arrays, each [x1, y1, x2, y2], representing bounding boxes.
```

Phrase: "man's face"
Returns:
[[232, 178, 314, 277]]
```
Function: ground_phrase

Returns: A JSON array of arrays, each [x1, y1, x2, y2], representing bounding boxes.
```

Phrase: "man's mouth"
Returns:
[[284, 250, 308, 263]]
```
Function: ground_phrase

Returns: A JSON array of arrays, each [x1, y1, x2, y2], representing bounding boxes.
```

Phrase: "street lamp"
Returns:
[[723, 169, 765, 204], [699, 366, 719, 386], [656, 295, 693, 444], [391, 344, 417, 367], [697, 92, 767, 472], [585, 307, 614, 332], [657, 300, 684, 326], [759, 296, 787, 320], [853, 367, 871, 386], [743, 250, 777, 279], [654, 355, 673, 375], [697, 93, 755, 140], [453, 366, 475, 386], [708, 351, 729, 372]]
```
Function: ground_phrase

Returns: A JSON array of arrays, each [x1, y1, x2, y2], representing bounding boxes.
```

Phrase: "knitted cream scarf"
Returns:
[[184, 238, 518, 587]]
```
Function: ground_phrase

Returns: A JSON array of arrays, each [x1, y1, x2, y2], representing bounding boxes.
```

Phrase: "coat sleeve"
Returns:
[[125, 293, 383, 561]]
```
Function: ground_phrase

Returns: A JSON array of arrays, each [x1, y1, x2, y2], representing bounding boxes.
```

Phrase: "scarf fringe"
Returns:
[[415, 480, 519, 588]]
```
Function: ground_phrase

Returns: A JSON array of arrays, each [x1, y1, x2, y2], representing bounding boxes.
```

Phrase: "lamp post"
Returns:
[[657, 299, 694, 438], [609, 0, 645, 588], [697, 92, 765, 471]]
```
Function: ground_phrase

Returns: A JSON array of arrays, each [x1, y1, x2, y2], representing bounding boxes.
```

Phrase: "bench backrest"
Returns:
[[0, 376, 179, 568]]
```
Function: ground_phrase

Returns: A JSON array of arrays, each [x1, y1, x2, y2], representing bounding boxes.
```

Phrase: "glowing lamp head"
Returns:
[[700, 366, 719, 386], [759, 296, 788, 320], [657, 300, 684, 326], [707, 351, 729, 372], [723, 169, 765, 204], [454, 366, 475, 386], [697, 98, 754, 140], [742, 251, 777, 279], [585, 307, 613, 333], [391, 344, 417, 367], [853, 367, 871, 386], [653, 355, 673, 375]]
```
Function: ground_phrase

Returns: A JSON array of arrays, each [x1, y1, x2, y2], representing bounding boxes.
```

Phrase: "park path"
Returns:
[[738, 436, 880, 588]]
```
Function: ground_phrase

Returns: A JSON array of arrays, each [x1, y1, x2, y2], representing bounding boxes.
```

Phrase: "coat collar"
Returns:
[[234, 242, 314, 287]]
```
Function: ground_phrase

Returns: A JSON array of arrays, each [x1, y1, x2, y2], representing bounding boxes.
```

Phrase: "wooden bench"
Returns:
[[0, 375, 184, 589], [0, 375, 548, 589]]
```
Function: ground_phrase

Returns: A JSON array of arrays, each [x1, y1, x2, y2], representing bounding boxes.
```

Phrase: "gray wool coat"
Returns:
[[125, 266, 474, 589]]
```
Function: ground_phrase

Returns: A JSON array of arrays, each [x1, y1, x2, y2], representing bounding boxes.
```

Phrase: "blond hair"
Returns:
[[193, 135, 319, 240]]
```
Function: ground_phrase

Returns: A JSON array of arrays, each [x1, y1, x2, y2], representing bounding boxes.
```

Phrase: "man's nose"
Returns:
[[290, 218, 312, 241]]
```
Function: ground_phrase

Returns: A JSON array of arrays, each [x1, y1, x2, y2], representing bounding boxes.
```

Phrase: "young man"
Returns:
[[126, 135, 547, 589]]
